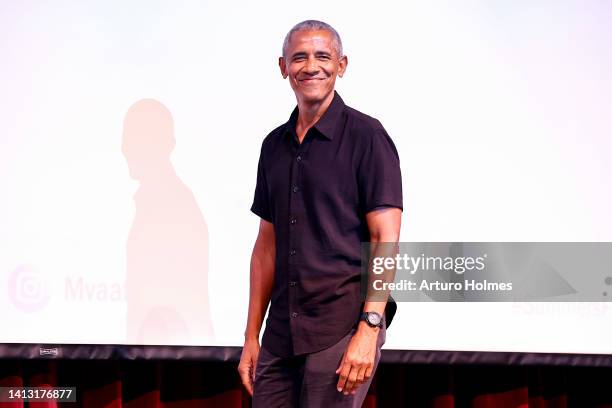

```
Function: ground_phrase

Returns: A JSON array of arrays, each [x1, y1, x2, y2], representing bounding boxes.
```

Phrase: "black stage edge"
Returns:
[[3, 343, 612, 367]]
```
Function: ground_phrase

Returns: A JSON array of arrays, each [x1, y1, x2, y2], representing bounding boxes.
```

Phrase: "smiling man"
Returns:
[[238, 20, 403, 407]]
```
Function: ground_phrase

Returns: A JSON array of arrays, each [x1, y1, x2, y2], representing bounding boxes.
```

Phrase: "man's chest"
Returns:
[[265, 136, 361, 209]]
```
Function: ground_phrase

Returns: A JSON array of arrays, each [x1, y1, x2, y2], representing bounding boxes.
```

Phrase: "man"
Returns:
[[238, 20, 403, 407]]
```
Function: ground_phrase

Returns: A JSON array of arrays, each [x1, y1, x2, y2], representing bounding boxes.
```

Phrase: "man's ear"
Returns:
[[337, 55, 348, 78], [279, 57, 287, 79]]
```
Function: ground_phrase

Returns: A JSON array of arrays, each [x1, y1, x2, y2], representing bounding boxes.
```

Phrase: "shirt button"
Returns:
[[296, 155, 302, 162], [290, 249, 296, 256], [291, 312, 298, 318], [289, 281, 297, 287], [290, 218, 297, 225], [292, 185, 299, 193]]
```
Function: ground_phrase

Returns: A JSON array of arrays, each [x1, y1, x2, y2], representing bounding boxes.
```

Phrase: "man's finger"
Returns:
[[240, 373, 253, 395], [335, 352, 346, 374], [251, 354, 259, 383], [238, 364, 254, 396], [240, 376, 253, 395], [350, 365, 367, 394], [343, 365, 359, 395], [364, 363, 374, 380], [336, 362, 352, 392]]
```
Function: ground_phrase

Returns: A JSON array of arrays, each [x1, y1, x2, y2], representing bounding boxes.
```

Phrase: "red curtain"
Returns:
[[2, 360, 612, 407]]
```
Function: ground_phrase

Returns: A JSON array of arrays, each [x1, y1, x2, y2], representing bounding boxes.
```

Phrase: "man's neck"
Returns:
[[295, 91, 335, 142]]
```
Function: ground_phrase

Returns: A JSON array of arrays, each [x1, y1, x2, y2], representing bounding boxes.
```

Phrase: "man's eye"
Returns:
[[293, 57, 306, 62]]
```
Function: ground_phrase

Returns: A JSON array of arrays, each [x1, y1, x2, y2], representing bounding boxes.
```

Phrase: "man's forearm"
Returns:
[[361, 209, 402, 321], [244, 228, 275, 341], [362, 239, 397, 317]]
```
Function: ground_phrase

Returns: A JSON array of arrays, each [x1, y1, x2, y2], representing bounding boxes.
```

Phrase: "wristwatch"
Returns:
[[360, 311, 383, 328]]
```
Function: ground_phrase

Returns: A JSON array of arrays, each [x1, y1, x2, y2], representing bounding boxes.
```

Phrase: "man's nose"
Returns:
[[305, 56, 319, 73]]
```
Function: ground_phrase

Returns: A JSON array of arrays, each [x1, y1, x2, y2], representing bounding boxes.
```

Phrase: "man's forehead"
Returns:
[[288, 30, 336, 52]]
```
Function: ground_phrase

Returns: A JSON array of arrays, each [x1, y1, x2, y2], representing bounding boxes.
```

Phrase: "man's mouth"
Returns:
[[299, 78, 325, 83]]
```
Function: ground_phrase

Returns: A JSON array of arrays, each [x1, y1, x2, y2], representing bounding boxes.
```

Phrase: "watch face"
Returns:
[[367, 312, 381, 326]]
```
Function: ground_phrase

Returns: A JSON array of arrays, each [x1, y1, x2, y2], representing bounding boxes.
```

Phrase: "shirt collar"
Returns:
[[284, 90, 345, 141]]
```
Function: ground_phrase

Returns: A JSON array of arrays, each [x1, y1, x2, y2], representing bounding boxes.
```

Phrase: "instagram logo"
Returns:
[[8, 264, 50, 312]]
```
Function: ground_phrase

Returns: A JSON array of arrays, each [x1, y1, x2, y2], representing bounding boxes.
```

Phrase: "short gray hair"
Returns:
[[282, 20, 343, 59]]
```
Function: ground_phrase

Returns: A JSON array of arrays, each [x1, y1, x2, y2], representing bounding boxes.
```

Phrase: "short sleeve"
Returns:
[[357, 127, 403, 213], [250, 143, 273, 222]]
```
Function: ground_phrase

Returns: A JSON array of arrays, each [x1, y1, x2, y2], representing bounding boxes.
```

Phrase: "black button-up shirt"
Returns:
[[251, 91, 403, 357]]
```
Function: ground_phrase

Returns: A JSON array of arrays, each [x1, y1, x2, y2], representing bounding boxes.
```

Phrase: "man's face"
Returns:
[[280, 29, 347, 104]]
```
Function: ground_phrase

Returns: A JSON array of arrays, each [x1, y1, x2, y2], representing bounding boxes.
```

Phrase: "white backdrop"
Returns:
[[1, 0, 612, 353]]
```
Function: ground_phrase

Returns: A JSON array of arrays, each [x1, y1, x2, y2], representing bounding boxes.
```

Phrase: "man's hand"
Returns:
[[335, 322, 379, 395], [237, 338, 260, 396]]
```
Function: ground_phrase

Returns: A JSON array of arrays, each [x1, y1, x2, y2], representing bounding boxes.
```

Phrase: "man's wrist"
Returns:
[[244, 331, 259, 342], [357, 320, 380, 335]]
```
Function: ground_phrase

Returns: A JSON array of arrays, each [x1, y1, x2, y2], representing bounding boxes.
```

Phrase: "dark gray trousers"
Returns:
[[252, 323, 386, 408]]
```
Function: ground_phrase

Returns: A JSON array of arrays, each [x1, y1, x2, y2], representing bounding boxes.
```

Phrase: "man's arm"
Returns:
[[361, 206, 402, 318], [237, 219, 276, 395], [336, 207, 401, 395]]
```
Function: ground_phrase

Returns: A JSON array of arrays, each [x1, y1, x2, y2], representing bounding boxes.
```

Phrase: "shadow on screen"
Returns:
[[122, 99, 213, 345]]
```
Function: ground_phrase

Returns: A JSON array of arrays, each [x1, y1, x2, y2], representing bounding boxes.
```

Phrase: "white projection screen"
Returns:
[[2, 1, 612, 358]]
